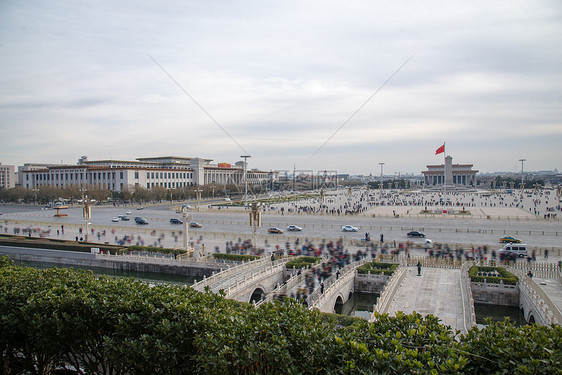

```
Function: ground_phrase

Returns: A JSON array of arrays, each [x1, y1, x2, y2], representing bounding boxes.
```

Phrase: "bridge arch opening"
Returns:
[[333, 296, 344, 315], [528, 313, 536, 324], [250, 288, 266, 304]]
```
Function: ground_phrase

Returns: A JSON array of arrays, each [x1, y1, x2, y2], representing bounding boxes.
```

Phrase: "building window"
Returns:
[[134, 171, 139, 179]]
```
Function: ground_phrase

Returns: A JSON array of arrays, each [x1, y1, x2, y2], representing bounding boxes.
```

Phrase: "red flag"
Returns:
[[435, 144, 445, 155]]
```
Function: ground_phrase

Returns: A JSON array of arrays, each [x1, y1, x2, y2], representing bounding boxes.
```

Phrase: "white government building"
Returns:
[[22, 156, 277, 192], [421, 155, 478, 188]]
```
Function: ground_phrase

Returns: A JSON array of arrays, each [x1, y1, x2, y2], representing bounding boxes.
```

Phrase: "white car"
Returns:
[[342, 225, 358, 232], [287, 225, 302, 231]]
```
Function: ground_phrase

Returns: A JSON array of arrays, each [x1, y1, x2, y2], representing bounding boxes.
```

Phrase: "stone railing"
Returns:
[[306, 259, 368, 309], [225, 260, 287, 298], [476, 260, 561, 279], [459, 261, 477, 333], [192, 256, 287, 291], [515, 270, 562, 326], [370, 264, 407, 319], [404, 255, 463, 269]]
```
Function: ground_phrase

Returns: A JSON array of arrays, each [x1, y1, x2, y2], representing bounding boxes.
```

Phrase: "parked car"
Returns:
[[407, 231, 425, 238], [267, 227, 283, 234], [287, 224, 302, 231], [134, 217, 148, 225], [170, 218, 183, 224], [342, 225, 358, 232], [499, 236, 521, 243], [189, 222, 202, 228]]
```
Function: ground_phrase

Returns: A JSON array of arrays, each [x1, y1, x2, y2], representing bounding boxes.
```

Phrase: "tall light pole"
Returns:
[[519, 158, 526, 193], [241, 155, 251, 207]]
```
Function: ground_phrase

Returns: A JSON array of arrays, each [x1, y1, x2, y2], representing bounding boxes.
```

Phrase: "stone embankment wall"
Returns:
[[354, 273, 389, 293], [470, 282, 519, 306], [1, 246, 222, 278]]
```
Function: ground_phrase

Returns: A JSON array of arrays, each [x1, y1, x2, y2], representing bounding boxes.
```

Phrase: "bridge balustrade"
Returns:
[[459, 261, 477, 333], [476, 260, 561, 279], [512, 270, 562, 326], [192, 256, 273, 291], [225, 260, 288, 299], [307, 258, 369, 310], [371, 264, 407, 318], [255, 257, 331, 307]]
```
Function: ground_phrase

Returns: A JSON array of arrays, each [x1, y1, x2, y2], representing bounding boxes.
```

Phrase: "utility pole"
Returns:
[[519, 158, 526, 194], [240, 155, 251, 206]]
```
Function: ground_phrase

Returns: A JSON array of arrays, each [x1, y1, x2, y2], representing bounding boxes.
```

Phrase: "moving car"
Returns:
[[342, 225, 358, 232], [287, 224, 302, 231], [267, 227, 283, 234], [498, 243, 528, 258], [499, 236, 521, 243], [120, 215, 130, 221], [407, 231, 425, 238], [189, 222, 202, 228], [170, 218, 183, 224], [111, 217, 119, 222], [134, 217, 148, 225]]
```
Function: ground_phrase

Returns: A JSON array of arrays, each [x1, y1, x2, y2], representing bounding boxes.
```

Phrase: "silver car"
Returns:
[[342, 225, 358, 232]]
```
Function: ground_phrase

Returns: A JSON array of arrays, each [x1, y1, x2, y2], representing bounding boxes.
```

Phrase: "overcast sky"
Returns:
[[1, 0, 561, 176]]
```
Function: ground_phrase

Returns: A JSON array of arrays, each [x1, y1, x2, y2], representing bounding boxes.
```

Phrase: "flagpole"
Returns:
[[443, 142, 446, 213]]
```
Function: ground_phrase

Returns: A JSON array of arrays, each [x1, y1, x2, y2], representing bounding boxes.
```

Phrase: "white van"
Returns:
[[499, 243, 528, 258]]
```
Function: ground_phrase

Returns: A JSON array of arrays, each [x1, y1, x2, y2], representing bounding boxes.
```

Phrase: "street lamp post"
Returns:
[[240, 155, 251, 207], [519, 158, 526, 193]]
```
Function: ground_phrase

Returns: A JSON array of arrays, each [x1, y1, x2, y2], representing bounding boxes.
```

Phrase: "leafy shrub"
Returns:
[[468, 266, 518, 285], [0, 264, 559, 374], [357, 262, 398, 276], [285, 256, 321, 269], [212, 253, 258, 262]]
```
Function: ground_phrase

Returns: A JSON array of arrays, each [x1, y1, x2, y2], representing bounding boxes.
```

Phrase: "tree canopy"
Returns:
[[1, 257, 560, 374]]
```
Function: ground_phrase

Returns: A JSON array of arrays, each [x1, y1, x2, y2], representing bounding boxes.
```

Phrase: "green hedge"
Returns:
[[469, 266, 518, 285], [0, 260, 560, 374], [357, 262, 398, 276], [285, 256, 321, 269], [212, 253, 259, 262]]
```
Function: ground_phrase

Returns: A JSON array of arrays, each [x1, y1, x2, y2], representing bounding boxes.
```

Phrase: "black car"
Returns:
[[135, 217, 149, 225], [407, 231, 425, 238], [170, 218, 183, 224]]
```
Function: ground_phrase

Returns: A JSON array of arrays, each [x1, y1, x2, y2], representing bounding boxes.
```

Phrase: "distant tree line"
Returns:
[[0, 184, 240, 204]]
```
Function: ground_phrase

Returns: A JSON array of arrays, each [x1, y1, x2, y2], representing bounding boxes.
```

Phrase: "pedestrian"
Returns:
[[417, 261, 422, 276], [320, 282, 324, 294], [527, 271, 533, 278], [380, 233, 384, 244], [544, 249, 548, 259]]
